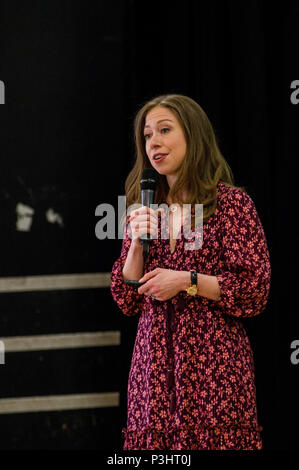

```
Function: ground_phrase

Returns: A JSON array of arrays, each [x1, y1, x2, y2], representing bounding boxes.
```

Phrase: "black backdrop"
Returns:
[[0, 0, 298, 452]]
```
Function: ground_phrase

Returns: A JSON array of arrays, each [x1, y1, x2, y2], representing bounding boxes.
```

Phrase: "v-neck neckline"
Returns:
[[165, 206, 189, 255]]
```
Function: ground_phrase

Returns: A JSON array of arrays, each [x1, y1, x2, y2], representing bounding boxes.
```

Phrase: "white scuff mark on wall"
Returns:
[[0, 80, 4, 104], [46, 208, 64, 227], [16, 203, 35, 232]]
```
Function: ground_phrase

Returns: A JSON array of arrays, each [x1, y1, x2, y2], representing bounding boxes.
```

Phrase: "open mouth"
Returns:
[[153, 154, 168, 162]]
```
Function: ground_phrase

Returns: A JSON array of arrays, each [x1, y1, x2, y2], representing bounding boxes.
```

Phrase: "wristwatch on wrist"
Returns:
[[186, 270, 198, 296]]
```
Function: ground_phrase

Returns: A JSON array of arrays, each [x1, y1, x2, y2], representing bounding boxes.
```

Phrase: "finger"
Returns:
[[128, 209, 139, 218], [128, 207, 148, 220], [130, 214, 158, 227], [139, 269, 158, 283], [131, 222, 158, 234], [132, 215, 158, 226], [136, 206, 152, 216], [142, 205, 156, 215], [137, 210, 158, 221], [137, 283, 149, 295], [131, 206, 158, 218], [132, 224, 157, 235], [134, 222, 158, 232]]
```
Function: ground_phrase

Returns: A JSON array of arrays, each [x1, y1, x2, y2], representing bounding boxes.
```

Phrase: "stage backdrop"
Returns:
[[0, 0, 298, 451]]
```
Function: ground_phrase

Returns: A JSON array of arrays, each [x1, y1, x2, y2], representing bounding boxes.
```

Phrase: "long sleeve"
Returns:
[[215, 187, 271, 318], [110, 221, 143, 316]]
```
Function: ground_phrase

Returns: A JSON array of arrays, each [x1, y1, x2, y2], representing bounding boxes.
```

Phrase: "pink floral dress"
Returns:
[[110, 182, 271, 450]]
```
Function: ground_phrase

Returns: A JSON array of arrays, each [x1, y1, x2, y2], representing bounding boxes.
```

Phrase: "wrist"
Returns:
[[180, 271, 191, 291], [131, 238, 143, 251]]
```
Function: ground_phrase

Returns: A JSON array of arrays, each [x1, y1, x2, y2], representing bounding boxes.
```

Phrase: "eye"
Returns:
[[144, 128, 170, 140]]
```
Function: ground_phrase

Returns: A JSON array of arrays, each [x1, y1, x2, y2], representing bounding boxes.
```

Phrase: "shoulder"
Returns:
[[216, 182, 255, 215]]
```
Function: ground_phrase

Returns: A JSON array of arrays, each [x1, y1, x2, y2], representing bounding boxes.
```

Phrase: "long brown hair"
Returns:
[[125, 94, 242, 224]]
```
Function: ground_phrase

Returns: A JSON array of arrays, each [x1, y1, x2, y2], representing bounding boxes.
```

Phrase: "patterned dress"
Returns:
[[110, 182, 271, 450]]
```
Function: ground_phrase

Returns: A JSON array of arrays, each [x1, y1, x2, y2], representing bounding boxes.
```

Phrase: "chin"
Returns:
[[154, 168, 167, 174], [153, 164, 172, 175]]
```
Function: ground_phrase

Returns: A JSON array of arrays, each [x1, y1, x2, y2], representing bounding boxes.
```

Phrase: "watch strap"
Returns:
[[190, 270, 197, 286]]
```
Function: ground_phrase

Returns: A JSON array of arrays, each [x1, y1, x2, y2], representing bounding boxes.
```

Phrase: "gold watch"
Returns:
[[186, 270, 198, 296]]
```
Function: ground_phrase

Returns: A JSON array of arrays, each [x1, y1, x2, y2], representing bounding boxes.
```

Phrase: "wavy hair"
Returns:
[[125, 94, 242, 224]]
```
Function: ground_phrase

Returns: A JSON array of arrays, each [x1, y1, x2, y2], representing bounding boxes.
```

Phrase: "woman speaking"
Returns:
[[111, 94, 271, 450]]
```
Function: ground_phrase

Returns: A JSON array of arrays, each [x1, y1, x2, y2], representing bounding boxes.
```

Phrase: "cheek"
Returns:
[[173, 137, 186, 160]]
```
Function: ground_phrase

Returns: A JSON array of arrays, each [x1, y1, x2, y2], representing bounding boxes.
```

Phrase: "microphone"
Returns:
[[140, 168, 157, 256]]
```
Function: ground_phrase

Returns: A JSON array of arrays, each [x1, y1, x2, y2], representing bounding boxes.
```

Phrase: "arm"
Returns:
[[122, 238, 144, 281], [110, 220, 144, 316], [111, 205, 159, 315], [213, 188, 271, 318]]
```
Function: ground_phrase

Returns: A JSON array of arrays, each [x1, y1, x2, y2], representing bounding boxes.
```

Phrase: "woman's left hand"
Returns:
[[138, 268, 186, 301]]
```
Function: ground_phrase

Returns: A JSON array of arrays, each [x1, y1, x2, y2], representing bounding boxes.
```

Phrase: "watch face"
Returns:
[[187, 286, 197, 296]]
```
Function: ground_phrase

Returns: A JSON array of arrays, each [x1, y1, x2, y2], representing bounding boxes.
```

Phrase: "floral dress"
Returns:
[[110, 182, 271, 450]]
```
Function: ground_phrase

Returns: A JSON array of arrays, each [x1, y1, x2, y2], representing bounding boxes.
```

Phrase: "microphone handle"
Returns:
[[141, 189, 155, 207], [142, 239, 150, 256], [140, 189, 155, 250]]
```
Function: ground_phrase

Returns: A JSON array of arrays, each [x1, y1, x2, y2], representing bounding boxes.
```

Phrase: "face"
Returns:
[[144, 106, 187, 185]]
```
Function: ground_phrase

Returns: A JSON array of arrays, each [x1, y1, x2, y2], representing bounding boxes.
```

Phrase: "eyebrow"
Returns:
[[144, 119, 174, 129]]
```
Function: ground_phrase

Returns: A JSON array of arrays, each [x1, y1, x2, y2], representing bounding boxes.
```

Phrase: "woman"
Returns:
[[110, 94, 271, 450]]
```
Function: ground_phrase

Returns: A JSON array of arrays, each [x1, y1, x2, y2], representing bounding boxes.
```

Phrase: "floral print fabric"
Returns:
[[110, 182, 271, 450]]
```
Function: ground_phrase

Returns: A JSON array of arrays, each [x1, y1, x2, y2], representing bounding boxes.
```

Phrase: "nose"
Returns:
[[149, 131, 162, 149]]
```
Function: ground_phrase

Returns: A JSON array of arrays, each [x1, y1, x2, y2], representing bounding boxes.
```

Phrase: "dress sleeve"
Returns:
[[110, 220, 143, 316], [215, 188, 271, 318]]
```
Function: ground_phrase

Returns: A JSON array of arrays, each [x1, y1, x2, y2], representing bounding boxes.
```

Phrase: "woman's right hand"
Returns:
[[128, 206, 160, 245]]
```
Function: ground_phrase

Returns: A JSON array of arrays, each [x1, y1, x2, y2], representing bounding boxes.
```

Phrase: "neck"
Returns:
[[166, 190, 188, 206], [166, 174, 189, 205], [166, 174, 177, 189]]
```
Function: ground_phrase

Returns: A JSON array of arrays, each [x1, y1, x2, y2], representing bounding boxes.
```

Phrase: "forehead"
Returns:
[[144, 106, 176, 128]]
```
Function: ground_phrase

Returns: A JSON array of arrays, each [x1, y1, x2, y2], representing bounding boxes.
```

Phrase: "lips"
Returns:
[[153, 153, 168, 163]]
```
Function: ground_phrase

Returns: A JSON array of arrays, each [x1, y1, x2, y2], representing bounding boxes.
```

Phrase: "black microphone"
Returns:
[[140, 168, 157, 256]]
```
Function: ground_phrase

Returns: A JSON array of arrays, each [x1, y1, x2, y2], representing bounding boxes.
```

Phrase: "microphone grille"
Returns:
[[140, 168, 157, 190]]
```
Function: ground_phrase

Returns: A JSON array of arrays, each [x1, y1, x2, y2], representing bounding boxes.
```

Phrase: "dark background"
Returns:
[[0, 0, 298, 452]]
